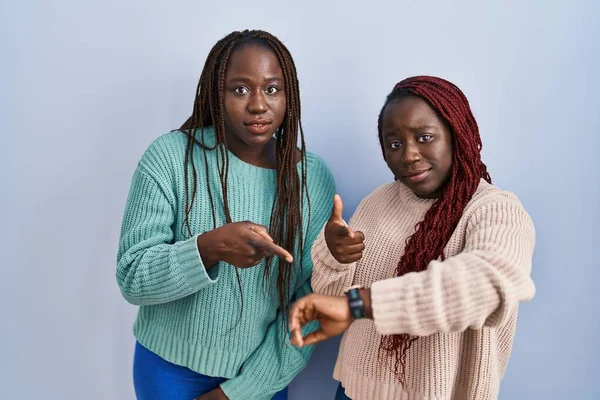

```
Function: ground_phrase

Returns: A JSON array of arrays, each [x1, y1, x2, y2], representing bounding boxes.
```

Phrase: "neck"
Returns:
[[415, 191, 441, 200], [225, 132, 277, 169]]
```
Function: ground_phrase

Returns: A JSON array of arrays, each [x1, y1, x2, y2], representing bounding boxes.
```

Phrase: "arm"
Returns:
[[290, 197, 535, 346], [371, 197, 536, 336], [116, 165, 292, 306], [288, 289, 370, 347], [310, 229, 358, 296], [116, 165, 220, 306], [311, 195, 365, 296]]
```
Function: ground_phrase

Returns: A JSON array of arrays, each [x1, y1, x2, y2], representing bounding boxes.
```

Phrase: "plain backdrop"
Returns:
[[1, 0, 599, 399]]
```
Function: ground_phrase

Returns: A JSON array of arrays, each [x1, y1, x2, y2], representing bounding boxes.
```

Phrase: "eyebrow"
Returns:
[[383, 125, 438, 135], [227, 77, 283, 84], [411, 124, 438, 130]]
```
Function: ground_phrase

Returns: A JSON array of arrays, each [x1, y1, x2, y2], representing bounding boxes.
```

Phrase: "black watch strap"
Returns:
[[346, 287, 365, 319]]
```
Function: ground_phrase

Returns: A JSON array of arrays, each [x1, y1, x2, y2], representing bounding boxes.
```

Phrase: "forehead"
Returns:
[[382, 96, 444, 131], [225, 44, 283, 79]]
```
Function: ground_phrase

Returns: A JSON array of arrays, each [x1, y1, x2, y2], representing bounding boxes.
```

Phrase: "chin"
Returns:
[[243, 134, 273, 147], [402, 181, 437, 199]]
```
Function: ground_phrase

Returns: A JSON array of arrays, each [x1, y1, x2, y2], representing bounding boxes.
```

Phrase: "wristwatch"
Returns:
[[344, 285, 365, 319]]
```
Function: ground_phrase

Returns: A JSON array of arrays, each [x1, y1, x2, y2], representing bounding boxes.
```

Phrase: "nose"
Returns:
[[247, 91, 268, 115], [402, 141, 421, 165]]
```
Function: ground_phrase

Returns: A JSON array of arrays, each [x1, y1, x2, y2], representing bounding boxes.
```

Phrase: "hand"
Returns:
[[197, 221, 293, 269], [194, 387, 228, 400], [288, 293, 353, 347], [324, 194, 365, 263]]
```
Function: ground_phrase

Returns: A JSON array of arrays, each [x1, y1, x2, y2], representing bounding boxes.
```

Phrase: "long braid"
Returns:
[[376, 76, 492, 386], [249, 31, 309, 310], [179, 30, 308, 327]]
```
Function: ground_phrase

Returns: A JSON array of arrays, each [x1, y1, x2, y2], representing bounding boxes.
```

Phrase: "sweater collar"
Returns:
[[395, 181, 437, 210], [192, 126, 279, 179]]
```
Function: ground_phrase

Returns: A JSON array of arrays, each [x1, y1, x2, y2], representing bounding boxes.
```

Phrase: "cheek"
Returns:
[[384, 152, 401, 172], [439, 145, 453, 176], [382, 148, 392, 163], [272, 97, 286, 120], [224, 96, 244, 120], [444, 142, 453, 165], [223, 95, 234, 115]]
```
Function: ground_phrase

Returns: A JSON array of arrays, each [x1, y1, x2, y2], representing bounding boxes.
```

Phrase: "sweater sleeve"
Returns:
[[310, 227, 358, 296], [371, 196, 536, 336], [311, 190, 374, 296], [116, 165, 220, 306]]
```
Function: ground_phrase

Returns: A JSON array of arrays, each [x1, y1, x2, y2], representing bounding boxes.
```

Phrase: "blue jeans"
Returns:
[[334, 383, 351, 400], [133, 342, 288, 400]]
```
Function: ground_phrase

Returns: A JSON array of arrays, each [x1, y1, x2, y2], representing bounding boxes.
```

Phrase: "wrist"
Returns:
[[345, 286, 372, 320], [359, 288, 373, 319], [197, 230, 220, 269]]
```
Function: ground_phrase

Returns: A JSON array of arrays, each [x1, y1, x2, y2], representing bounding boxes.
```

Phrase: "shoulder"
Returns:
[[464, 179, 535, 233], [343, 182, 400, 224], [358, 182, 399, 209], [137, 130, 189, 176], [299, 152, 336, 224], [304, 151, 333, 177], [303, 151, 336, 194], [467, 179, 525, 210]]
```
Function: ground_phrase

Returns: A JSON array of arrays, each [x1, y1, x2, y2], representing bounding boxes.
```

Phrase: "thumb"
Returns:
[[329, 194, 344, 223]]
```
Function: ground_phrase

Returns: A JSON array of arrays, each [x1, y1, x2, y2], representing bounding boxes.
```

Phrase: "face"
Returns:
[[381, 96, 453, 198], [223, 44, 286, 149]]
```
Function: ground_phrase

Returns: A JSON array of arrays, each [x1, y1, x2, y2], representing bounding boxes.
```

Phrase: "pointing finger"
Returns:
[[245, 223, 274, 242]]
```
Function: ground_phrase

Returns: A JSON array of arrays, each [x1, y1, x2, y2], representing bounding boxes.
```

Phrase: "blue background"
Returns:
[[1, 0, 598, 398]]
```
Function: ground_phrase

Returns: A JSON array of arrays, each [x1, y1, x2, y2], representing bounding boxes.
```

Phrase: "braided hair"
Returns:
[[377, 76, 491, 385], [179, 30, 308, 323]]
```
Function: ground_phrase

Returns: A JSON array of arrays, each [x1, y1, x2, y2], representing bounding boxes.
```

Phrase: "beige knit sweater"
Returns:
[[311, 179, 535, 400]]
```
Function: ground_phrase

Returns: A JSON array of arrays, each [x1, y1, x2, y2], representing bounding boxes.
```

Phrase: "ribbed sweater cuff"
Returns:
[[173, 234, 220, 290], [311, 229, 354, 271], [371, 276, 409, 335]]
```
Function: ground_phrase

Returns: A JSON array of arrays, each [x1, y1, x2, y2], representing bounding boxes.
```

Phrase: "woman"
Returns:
[[117, 30, 335, 400], [289, 76, 535, 400]]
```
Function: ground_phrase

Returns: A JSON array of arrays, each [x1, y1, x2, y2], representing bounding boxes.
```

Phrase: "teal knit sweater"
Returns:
[[116, 127, 335, 399]]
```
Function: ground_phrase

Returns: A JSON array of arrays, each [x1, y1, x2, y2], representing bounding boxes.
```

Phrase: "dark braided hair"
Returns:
[[179, 30, 308, 324], [376, 76, 492, 386]]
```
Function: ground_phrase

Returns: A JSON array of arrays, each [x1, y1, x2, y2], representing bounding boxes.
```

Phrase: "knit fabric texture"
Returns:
[[117, 127, 335, 399], [312, 180, 535, 400]]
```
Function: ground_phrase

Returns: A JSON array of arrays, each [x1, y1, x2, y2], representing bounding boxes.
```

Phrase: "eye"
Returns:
[[233, 86, 249, 95], [265, 86, 280, 95], [389, 140, 402, 149], [417, 134, 433, 143]]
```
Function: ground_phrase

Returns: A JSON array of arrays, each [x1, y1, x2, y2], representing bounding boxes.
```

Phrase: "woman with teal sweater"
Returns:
[[116, 30, 335, 400]]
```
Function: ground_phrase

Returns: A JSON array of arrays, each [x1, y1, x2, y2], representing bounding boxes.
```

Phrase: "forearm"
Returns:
[[117, 234, 220, 305], [370, 252, 534, 336], [311, 229, 357, 296], [359, 288, 373, 319]]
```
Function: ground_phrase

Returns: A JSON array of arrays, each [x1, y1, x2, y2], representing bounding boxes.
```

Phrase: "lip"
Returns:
[[244, 119, 272, 135], [402, 169, 432, 183]]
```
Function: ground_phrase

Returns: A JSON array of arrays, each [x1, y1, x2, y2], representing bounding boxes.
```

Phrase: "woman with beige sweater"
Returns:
[[289, 76, 536, 400]]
